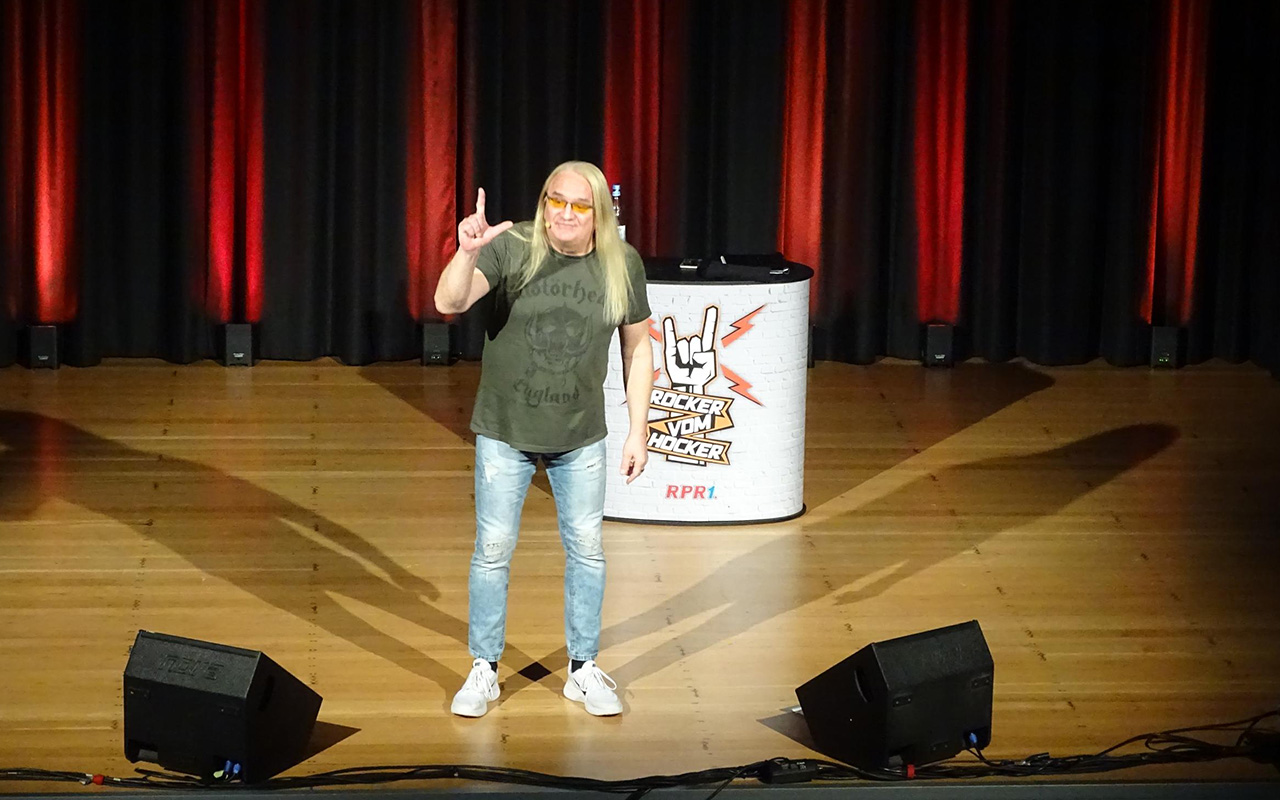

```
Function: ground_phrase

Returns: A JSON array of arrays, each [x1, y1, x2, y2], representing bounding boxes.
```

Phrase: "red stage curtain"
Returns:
[[1143, 0, 1208, 326], [405, 0, 458, 321], [912, 0, 968, 325]]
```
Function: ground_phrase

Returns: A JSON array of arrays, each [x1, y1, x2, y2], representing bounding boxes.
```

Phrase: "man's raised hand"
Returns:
[[458, 188, 513, 252]]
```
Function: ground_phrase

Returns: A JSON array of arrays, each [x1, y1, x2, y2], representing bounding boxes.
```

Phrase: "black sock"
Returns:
[[571, 659, 586, 673], [488, 661, 498, 674]]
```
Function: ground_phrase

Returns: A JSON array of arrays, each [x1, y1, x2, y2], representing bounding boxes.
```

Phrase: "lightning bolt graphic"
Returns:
[[721, 305, 766, 347], [721, 364, 763, 406], [648, 320, 663, 383]]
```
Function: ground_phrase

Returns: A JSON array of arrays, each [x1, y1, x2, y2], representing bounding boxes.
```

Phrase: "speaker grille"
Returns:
[[123, 631, 321, 782]]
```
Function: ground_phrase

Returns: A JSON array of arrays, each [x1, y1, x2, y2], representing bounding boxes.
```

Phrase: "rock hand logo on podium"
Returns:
[[648, 305, 765, 467]]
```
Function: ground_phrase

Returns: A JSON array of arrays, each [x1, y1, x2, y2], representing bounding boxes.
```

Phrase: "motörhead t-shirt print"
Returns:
[[471, 222, 649, 453]]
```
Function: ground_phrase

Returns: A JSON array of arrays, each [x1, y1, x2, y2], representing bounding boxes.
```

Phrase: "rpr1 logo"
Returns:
[[665, 485, 717, 500]]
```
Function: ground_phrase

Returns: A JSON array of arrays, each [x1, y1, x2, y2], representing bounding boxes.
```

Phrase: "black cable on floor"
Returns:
[[3, 708, 1277, 791]]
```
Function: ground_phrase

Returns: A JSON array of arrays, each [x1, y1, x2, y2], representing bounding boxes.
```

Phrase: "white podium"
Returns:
[[603, 257, 812, 525]]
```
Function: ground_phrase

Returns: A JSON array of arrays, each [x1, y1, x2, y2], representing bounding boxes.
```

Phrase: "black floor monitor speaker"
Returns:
[[923, 323, 953, 368], [422, 322, 452, 365], [795, 620, 993, 770], [1150, 325, 1183, 368], [27, 324, 59, 369], [123, 631, 322, 782]]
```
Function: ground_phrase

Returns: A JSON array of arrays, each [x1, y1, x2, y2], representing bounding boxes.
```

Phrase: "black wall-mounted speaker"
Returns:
[[422, 322, 453, 365], [221, 324, 255, 366], [1150, 326, 1183, 369], [923, 323, 954, 368], [27, 325, 59, 369]]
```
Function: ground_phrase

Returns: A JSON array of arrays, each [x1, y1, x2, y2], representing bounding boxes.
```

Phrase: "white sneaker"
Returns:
[[451, 658, 499, 717], [564, 660, 623, 716]]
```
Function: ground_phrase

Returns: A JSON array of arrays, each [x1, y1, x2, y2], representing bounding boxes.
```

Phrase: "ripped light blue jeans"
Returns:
[[469, 434, 608, 664]]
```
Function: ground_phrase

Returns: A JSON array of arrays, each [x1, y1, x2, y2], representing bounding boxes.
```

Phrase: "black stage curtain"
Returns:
[[1196, 0, 1280, 372], [970, 0, 1156, 367], [452, 0, 606, 360], [260, 0, 415, 364], [71, 0, 213, 364]]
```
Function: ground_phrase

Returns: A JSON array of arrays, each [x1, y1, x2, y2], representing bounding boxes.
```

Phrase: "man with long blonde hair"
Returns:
[[434, 161, 652, 717]]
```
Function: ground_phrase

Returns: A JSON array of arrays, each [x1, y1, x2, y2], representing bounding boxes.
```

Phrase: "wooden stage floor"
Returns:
[[1, 358, 1278, 791]]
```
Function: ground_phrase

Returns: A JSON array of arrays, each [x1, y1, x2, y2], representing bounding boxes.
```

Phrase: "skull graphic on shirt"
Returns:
[[525, 306, 591, 374]]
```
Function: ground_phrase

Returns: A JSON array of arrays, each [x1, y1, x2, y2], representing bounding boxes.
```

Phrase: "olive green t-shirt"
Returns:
[[470, 222, 650, 453]]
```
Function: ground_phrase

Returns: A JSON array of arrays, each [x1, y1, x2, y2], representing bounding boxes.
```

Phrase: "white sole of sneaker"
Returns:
[[586, 701, 622, 716], [563, 683, 622, 716]]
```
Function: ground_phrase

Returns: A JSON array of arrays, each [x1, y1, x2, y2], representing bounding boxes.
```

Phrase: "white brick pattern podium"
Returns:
[[603, 277, 810, 524]]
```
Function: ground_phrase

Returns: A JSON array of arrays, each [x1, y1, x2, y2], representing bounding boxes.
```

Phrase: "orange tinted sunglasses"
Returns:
[[546, 196, 593, 214]]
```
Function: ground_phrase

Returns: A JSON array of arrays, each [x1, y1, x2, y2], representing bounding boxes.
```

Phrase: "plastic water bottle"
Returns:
[[611, 184, 626, 242]]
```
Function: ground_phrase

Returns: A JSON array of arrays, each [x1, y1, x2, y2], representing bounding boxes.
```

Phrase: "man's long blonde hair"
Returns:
[[512, 161, 631, 325]]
